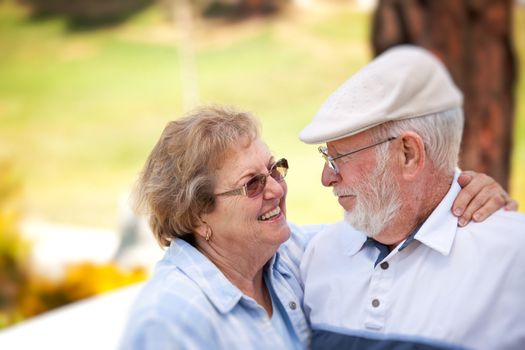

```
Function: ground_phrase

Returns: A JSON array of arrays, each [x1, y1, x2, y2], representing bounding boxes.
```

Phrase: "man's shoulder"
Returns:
[[280, 221, 360, 271], [308, 220, 361, 245], [279, 222, 331, 253], [287, 222, 329, 238], [462, 209, 525, 237], [456, 210, 525, 256], [492, 209, 525, 225], [300, 220, 366, 260]]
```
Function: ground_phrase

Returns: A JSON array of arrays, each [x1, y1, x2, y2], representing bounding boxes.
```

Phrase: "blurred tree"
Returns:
[[20, 0, 153, 26], [372, 0, 516, 189], [168, 0, 200, 111], [197, 0, 288, 18]]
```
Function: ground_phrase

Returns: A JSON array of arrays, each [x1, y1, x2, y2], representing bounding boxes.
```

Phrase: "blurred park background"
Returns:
[[1, 0, 524, 330]]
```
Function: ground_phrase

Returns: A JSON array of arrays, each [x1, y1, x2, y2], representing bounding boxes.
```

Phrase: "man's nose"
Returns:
[[321, 162, 340, 187]]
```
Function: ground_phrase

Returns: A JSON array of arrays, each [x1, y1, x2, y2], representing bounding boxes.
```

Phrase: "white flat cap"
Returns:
[[299, 45, 463, 144]]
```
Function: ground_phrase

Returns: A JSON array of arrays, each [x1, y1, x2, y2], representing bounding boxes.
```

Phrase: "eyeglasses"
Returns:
[[215, 158, 288, 198], [318, 137, 396, 174]]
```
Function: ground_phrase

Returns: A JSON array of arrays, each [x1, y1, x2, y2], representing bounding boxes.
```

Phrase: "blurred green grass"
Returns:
[[0, 2, 523, 228]]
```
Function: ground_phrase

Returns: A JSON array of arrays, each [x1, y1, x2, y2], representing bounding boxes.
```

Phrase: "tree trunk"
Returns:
[[372, 0, 516, 189], [172, 0, 200, 112]]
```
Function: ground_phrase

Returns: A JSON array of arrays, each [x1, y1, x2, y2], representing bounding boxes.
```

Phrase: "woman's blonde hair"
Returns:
[[133, 105, 260, 247]]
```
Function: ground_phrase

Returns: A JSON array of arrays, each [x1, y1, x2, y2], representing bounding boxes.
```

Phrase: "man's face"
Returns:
[[321, 132, 401, 237]]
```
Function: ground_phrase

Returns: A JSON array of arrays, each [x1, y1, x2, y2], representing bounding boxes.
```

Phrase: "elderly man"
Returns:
[[299, 45, 525, 349]]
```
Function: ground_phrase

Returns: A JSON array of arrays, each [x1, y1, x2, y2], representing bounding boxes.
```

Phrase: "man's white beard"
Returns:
[[337, 154, 401, 238]]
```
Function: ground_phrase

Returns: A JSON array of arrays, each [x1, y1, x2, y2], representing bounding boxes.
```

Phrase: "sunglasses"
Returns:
[[215, 158, 288, 198]]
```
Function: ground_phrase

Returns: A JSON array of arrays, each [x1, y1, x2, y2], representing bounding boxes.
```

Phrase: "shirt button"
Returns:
[[372, 299, 380, 308], [289, 301, 297, 310], [380, 261, 389, 270]]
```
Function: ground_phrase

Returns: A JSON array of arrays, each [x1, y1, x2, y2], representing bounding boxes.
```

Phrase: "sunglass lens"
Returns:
[[246, 174, 267, 197], [271, 159, 288, 181]]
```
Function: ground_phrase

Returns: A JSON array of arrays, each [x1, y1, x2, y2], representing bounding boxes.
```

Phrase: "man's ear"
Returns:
[[397, 131, 426, 181]]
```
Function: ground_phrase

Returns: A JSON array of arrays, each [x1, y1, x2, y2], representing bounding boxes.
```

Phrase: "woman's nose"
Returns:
[[264, 175, 285, 199]]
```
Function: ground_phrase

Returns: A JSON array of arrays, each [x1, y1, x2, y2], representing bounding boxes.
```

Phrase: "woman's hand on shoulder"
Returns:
[[453, 170, 518, 227]]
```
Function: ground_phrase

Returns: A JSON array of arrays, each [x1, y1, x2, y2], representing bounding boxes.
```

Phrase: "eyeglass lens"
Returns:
[[245, 159, 288, 197]]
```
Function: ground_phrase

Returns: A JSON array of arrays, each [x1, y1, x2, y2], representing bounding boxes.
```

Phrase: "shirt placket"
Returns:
[[364, 248, 396, 331], [271, 268, 309, 347], [240, 297, 286, 348]]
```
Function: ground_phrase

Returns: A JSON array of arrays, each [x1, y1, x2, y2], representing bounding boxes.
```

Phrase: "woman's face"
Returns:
[[204, 137, 290, 252]]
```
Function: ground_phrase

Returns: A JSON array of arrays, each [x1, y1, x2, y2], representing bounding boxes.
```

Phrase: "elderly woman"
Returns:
[[120, 105, 512, 349]]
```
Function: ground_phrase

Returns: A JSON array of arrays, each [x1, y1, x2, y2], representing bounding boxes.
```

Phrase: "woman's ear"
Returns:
[[195, 217, 213, 242], [194, 217, 208, 239], [398, 131, 426, 180]]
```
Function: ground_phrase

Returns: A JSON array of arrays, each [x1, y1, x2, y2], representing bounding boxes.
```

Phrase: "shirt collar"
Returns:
[[339, 221, 368, 256], [412, 170, 461, 255], [166, 239, 243, 314], [267, 250, 291, 278], [342, 170, 461, 257]]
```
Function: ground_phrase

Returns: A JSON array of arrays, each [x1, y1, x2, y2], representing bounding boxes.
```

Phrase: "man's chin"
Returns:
[[338, 195, 356, 211], [344, 210, 363, 231], [344, 210, 378, 238]]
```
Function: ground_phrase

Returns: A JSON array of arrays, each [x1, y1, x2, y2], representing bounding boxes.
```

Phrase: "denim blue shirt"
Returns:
[[120, 223, 321, 350]]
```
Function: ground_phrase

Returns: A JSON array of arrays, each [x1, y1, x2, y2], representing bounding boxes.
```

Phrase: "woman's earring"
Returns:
[[203, 221, 213, 242]]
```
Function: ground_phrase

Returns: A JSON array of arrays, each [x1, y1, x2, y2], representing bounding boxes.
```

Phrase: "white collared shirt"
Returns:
[[301, 171, 525, 350]]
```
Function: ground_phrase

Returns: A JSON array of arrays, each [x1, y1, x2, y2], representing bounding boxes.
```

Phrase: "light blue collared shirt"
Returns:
[[120, 223, 321, 350]]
